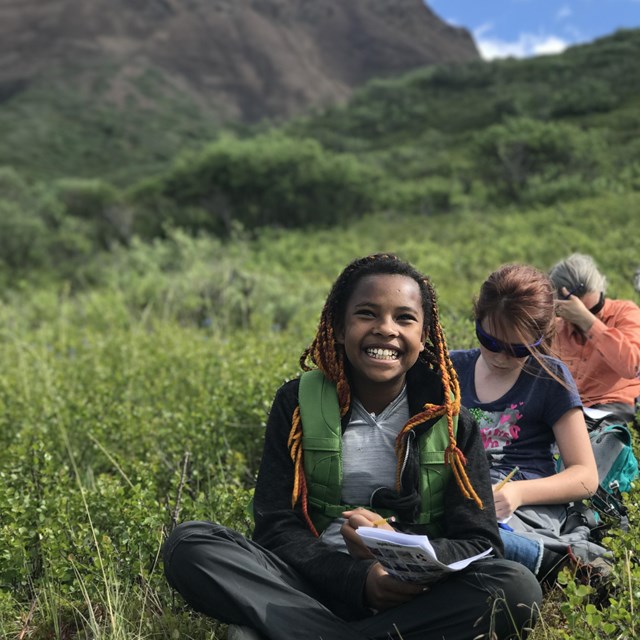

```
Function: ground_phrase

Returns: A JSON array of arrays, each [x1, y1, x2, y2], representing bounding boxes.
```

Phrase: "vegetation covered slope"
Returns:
[[1, 29, 639, 284], [0, 0, 478, 181]]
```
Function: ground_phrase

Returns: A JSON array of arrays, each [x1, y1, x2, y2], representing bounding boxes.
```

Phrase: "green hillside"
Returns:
[[0, 63, 232, 185], [2, 28, 638, 188], [1, 29, 640, 285], [1, 28, 640, 640], [291, 28, 640, 149]]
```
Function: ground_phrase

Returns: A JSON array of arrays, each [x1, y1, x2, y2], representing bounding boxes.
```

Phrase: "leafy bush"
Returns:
[[472, 117, 607, 202], [378, 177, 454, 215], [52, 178, 132, 248], [0, 199, 48, 276], [130, 133, 382, 237], [530, 483, 640, 640], [549, 79, 618, 117], [0, 299, 299, 634], [0, 171, 113, 283]]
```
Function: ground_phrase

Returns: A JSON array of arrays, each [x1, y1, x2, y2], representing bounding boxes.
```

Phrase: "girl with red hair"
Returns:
[[451, 264, 600, 584]]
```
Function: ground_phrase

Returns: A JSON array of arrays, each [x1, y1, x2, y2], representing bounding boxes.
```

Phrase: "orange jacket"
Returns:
[[553, 298, 640, 407]]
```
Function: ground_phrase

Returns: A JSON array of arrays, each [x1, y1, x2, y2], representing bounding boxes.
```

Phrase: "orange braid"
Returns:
[[288, 406, 320, 536], [292, 310, 352, 536], [395, 281, 483, 510], [301, 311, 351, 415], [287, 406, 303, 507]]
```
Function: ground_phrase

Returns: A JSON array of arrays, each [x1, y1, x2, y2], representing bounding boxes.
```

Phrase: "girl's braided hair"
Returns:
[[288, 254, 483, 536]]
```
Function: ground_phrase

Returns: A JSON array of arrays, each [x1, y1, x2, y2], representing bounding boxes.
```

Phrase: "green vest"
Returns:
[[299, 369, 456, 536]]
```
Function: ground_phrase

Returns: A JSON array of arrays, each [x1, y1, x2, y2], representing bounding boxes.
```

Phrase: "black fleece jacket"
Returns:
[[252, 359, 503, 619]]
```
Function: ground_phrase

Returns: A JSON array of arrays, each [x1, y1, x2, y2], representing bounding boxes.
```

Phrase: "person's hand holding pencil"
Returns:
[[341, 508, 396, 559], [492, 466, 521, 521]]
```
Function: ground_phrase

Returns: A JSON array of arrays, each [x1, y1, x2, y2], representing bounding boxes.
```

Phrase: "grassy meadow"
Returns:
[[2, 194, 640, 639], [1, 28, 640, 640]]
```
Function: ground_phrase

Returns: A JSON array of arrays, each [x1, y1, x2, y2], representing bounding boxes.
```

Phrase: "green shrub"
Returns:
[[379, 177, 454, 215], [472, 117, 607, 202], [53, 178, 131, 248], [130, 133, 382, 236], [550, 79, 618, 117], [0, 199, 48, 274]]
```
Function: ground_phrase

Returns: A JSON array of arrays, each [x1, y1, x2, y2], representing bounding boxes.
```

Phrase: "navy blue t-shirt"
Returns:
[[450, 349, 582, 478]]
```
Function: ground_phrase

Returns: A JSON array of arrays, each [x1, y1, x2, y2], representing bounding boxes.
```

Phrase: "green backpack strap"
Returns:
[[247, 371, 344, 527], [415, 411, 457, 535], [299, 370, 345, 528]]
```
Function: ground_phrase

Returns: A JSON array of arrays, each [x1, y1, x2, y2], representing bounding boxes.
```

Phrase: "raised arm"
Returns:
[[557, 296, 640, 379], [585, 303, 640, 379]]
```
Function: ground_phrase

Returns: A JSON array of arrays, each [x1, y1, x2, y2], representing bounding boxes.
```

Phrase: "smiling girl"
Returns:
[[163, 254, 541, 640]]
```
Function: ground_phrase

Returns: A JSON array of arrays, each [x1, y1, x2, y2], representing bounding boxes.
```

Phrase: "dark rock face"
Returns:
[[0, 0, 479, 121]]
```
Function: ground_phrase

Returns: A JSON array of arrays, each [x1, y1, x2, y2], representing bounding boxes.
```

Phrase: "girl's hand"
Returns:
[[341, 508, 394, 559], [492, 482, 523, 520], [365, 563, 425, 610]]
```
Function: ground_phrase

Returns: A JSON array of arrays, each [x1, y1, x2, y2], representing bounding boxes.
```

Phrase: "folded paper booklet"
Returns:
[[583, 406, 616, 421], [356, 527, 492, 584]]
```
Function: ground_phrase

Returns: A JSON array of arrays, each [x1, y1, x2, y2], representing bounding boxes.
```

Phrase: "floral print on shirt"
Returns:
[[470, 403, 525, 456]]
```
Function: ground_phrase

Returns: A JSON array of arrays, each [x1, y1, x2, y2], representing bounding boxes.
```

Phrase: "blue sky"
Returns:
[[428, 0, 640, 59]]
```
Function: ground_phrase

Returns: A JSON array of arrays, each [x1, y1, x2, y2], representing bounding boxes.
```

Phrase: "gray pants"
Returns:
[[163, 521, 542, 640]]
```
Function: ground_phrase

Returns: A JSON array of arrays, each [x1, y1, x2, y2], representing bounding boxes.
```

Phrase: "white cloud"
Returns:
[[474, 22, 496, 39], [475, 31, 570, 59], [556, 5, 573, 20], [532, 35, 569, 55]]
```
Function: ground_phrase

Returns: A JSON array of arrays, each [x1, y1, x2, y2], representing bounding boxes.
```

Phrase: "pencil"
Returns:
[[494, 466, 519, 491], [372, 516, 396, 527]]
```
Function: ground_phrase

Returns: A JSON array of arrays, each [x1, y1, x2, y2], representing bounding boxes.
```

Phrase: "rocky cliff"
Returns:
[[0, 0, 479, 122]]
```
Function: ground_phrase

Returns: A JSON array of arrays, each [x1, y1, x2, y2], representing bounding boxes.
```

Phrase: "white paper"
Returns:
[[584, 406, 615, 420], [356, 527, 492, 584]]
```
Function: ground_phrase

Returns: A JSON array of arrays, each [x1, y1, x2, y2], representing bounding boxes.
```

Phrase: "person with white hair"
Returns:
[[549, 253, 640, 424]]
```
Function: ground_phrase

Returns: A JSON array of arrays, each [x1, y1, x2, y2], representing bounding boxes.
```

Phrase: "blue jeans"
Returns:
[[500, 528, 544, 575]]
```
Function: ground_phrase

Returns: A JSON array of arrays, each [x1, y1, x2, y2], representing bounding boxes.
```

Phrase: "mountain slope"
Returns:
[[0, 0, 478, 122]]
